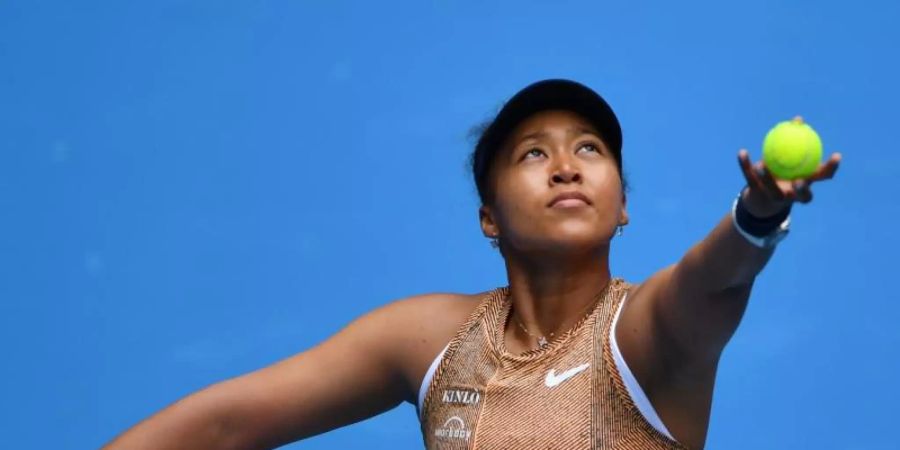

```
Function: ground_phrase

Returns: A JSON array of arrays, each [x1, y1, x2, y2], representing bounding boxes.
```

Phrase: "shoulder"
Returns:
[[619, 277, 647, 321], [373, 291, 491, 403], [381, 291, 486, 350]]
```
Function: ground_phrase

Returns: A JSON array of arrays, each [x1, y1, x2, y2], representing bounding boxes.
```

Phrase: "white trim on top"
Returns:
[[610, 293, 676, 441], [417, 343, 449, 420]]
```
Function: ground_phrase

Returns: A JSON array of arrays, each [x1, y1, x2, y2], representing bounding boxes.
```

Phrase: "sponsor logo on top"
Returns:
[[544, 363, 590, 388], [434, 416, 472, 441], [441, 388, 480, 405]]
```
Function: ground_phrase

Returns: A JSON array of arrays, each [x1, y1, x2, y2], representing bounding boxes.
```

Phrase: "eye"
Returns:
[[522, 148, 546, 160], [577, 143, 601, 154]]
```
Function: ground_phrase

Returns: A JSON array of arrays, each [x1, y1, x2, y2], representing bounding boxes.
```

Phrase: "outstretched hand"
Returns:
[[737, 149, 842, 217]]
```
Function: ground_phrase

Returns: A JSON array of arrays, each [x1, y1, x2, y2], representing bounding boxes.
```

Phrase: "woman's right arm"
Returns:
[[102, 298, 423, 450]]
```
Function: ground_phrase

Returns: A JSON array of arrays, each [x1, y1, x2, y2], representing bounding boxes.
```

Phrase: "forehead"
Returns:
[[506, 109, 599, 143]]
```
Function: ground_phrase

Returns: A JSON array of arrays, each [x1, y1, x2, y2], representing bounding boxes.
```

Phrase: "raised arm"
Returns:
[[613, 150, 840, 448], [648, 149, 841, 363], [102, 297, 429, 450]]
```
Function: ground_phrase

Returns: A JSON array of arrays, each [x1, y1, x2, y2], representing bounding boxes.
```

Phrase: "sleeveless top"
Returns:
[[417, 278, 687, 449]]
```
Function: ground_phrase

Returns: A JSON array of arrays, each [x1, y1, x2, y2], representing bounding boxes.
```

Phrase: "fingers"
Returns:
[[739, 149, 794, 201], [738, 149, 840, 207], [808, 152, 842, 183], [738, 149, 766, 192], [758, 163, 794, 201], [794, 152, 840, 203], [794, 179, 813, 203]]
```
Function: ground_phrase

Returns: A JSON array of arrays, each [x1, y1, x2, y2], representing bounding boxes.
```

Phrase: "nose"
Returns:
[[550, 156, 582, 185]]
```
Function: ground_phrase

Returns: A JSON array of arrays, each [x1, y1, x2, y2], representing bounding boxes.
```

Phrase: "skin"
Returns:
[[103, 110, 840, 450]]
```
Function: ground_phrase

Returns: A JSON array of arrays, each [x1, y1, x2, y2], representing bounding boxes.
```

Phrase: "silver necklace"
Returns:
[[514, 317, 553, 349], [511, 282, 610, 350]]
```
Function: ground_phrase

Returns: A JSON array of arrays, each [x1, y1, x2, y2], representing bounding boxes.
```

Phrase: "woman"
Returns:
[[103, 79, 841, 449]]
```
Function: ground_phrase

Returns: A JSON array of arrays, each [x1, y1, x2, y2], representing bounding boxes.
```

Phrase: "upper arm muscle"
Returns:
[[213, 300, 416, 449], [617, 268, 751, 449], [648, 264, 752, 366], [203, 292, 479, 450]]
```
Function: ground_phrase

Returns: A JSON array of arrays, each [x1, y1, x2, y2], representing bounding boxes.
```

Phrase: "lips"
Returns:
[[548, 191, 592, 207]]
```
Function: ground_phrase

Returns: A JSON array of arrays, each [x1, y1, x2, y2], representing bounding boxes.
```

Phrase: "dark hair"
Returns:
[[467, 114, 628, 206]]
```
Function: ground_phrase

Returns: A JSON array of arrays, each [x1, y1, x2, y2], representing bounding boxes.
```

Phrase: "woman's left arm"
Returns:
[[643, 149, 841, 365]]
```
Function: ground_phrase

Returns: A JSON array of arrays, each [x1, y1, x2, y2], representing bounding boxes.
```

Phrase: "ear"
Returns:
[[619, 192, 629, 226], [479, 204, 500, 238]]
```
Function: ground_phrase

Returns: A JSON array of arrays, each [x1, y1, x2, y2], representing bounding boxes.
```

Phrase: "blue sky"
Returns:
[[2, 1, 898, 449]]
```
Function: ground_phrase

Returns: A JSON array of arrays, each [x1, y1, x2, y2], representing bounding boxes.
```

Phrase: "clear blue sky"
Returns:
[[2, 1, 898, 449]]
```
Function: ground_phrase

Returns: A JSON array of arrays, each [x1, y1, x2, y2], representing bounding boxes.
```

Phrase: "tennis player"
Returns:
[[103, 79, 840, 449]]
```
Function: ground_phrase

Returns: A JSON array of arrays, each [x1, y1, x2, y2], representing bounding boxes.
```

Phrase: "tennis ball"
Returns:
[[762, 116, 823, 180]]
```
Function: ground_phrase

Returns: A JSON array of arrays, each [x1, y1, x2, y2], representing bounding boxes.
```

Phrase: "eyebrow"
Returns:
[[571, 127, 600, 139], [518, 130, 550, 142]]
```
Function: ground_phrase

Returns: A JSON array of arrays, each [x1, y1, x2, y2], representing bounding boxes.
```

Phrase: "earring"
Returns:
[[490, 237, 500, 248], [616, 225, 624, 237]]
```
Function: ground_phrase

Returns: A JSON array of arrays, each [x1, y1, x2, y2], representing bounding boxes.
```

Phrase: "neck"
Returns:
[[502, 244, 612, 347]]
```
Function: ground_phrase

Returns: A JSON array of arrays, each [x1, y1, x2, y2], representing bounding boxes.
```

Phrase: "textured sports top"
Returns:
[[417, 278, 687, 449]]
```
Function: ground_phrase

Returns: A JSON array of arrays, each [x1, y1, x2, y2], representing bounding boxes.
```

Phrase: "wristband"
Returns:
[[731, 189, 791, 248]]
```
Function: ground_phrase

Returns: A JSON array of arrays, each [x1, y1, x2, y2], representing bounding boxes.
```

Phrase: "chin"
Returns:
[[543, 232, 609, 251], [549, 221, 606, 240]]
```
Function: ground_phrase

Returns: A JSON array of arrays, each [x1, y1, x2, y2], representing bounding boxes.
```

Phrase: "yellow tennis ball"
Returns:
[[762, 116, 823, 180]]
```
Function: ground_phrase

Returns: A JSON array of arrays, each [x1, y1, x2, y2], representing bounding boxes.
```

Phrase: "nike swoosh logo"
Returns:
[[544, 363, 590, 388]]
